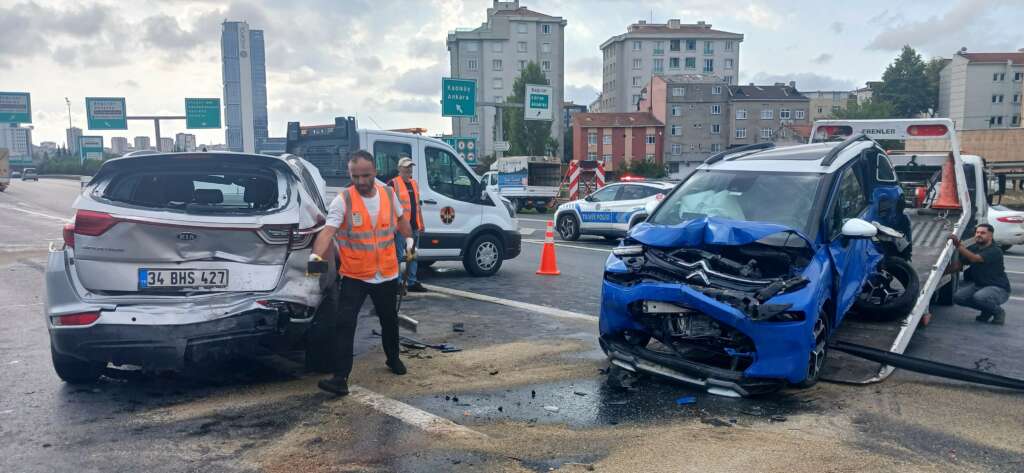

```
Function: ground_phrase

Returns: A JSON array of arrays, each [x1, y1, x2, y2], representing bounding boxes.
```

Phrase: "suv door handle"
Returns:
[[422, 199, 438, 205]]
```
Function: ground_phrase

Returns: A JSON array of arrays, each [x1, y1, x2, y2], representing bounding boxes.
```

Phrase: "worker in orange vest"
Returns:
[[309, 150, 414, 396], [389, 156, 426, 292]]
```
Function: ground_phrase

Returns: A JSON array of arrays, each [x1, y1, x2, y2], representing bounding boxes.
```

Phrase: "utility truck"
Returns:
[[481, 155, 562, 213]]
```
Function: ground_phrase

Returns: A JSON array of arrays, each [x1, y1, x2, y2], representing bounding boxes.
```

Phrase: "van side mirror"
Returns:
[[841, 218, 877, 239]]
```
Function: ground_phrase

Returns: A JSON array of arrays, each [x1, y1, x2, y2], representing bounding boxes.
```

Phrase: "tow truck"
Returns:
[[600, 119, 991, 395]]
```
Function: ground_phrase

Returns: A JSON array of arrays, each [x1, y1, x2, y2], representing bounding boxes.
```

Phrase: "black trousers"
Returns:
[[334, 277, 401, 379]]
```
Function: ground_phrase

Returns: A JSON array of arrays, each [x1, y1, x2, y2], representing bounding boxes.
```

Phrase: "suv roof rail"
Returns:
[[821, 134, 871, 167], [703, 142, 775, 165]]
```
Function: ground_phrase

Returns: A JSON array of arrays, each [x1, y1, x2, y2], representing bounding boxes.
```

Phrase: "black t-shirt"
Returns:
[[961, 243, 1011, 292]]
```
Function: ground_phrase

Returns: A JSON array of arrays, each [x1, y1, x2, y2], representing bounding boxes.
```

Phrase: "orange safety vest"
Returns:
[[389, 176, 424, 231], [335, 183, 400, 280]]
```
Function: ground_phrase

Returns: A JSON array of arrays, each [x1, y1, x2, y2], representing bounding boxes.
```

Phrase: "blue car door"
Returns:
[[826, 164, 878, 322]]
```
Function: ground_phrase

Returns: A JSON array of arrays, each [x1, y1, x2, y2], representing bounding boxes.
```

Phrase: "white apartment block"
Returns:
[[804, 91, 856, 121], [600, 19, 743, 113], [0, 125, 33, 163], [175, 133, 197, 152], [110, 137, 130, 155], [939, 49, 1024, 130], [448, 0, 567, 158]]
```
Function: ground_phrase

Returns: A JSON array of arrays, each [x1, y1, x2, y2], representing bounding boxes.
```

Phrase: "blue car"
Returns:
[[600, 138, 918, 396]]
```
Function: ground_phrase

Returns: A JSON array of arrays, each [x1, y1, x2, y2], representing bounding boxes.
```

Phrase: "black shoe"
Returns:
[[318, 376, 349, 396], [976, 312, 993, 322], [387, 359, 407, 375], [991, 310, 1006, 325], [407, 283, 427, 293]]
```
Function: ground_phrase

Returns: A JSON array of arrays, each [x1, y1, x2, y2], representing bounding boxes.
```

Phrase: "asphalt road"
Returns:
[[1, 178, 1023, 472]]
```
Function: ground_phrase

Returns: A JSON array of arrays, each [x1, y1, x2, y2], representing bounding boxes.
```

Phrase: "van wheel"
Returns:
[[463, 234, 503, 277], [51, 348, 104, 384], [557, 214, 580, 241], [853, 257, 920, 320]]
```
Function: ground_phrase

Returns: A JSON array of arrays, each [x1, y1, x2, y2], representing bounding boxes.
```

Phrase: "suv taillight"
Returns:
[[74, 210, 119, 236], [52, 311, 100, 326], [63, 223, 75, 248]]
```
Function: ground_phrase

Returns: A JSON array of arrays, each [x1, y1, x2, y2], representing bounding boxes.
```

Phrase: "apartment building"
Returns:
[[638, 74, 730, 170], [804, 90, 856, 121], [448, 0, 567, 158], [599, 19, 742, 113], [727, 83, 810, 147], [939, 49, 1024, 129], [571, 112, 663, 172]]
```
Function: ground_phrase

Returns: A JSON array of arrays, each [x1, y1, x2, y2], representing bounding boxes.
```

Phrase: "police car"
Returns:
[[554, 179, 676, 241]]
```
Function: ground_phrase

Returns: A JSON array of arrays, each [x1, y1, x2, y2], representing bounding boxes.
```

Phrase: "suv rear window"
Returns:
[[102, 170, 280, 214]]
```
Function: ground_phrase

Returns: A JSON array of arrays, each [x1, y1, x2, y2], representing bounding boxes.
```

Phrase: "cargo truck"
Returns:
[[481, 155, 562, 213]]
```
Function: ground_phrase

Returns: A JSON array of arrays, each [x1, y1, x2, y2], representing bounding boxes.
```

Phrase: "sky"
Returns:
[[2, 0, 1022, 148]]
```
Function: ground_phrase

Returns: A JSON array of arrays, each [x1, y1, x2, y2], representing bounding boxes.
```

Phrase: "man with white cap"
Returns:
[[389, 156, 426, 292]]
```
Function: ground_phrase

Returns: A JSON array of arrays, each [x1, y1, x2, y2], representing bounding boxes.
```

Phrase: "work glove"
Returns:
[[307, 253, 328, 276], [405, 237, 415, 262]]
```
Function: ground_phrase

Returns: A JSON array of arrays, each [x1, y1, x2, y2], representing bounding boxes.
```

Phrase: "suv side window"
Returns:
[[373, 141, 412, 181], [588, 185, 621, 202], [830, 166, 868, 236], [876, 153, 897, 182], [619, 184, 652, 201], [425, 147, 477, 202]]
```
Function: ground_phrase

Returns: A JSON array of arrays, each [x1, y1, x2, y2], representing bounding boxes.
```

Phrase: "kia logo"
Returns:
[[177, 232, 198, 241]]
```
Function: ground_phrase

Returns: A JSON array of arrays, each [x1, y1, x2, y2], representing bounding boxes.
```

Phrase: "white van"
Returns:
[[285, 119, 521, 276]]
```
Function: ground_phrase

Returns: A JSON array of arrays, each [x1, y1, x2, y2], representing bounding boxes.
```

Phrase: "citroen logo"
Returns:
[[177, 232, 198, 241]]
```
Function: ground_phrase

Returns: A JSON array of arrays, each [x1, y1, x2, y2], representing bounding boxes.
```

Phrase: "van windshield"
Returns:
[[102, 169, 280, 214]]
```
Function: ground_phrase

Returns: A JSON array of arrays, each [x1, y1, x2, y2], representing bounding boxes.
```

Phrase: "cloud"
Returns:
[[811, 53, 833, 65], [392, 63, 447, 97], [569, 57, 601, 78], [748, 72, 856, 91], [408, 39, 447, 61], [865, 0, 1009, 53], [565, 84, 600, 105], [141, 14, 209, 51], [362, 97, 439, 114], [829, 21, 844, 34]]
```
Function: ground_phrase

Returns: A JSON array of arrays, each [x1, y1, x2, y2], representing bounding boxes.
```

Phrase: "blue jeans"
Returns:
[[395, 232, 419, 285], [953, 283, 1009, 316]]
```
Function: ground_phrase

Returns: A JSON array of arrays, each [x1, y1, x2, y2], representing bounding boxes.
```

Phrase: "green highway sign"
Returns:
[[78, 136, 104, 161], [185, 98, 221, 129], [525, 84, 553, 121], [85, 97, 127, 130], [441, 78, 476, 117], [0, 92, 32, 123], [444, 136, 478, 164]]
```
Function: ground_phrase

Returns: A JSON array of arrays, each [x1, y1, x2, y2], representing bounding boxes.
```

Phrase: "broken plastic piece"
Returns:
[[543, 405, 559, 413], [452, 322, 465, 332], [707, 387, 741, 398], [675, 396, 697, 405]]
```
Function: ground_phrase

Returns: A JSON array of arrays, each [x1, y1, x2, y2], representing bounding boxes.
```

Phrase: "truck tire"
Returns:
[[853, 257, 920, 320], [557, 214, 581, 241], [535, 205, 549, 214], [463, 234, 504, 277], [305, 282, 339, 374], [51, 348, 104, 384], [935, 271, 958, 306]]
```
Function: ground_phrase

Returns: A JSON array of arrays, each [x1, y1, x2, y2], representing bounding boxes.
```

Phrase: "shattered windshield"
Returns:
[[650, 170, 822, 234]]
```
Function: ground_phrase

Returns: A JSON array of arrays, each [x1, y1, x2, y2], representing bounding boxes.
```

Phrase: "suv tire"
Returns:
[[557, 214, 581, 241], [463, 234, 504, 277], [853, 257, 920, 320]]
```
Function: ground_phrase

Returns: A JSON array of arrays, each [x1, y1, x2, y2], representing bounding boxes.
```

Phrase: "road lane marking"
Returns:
[[522, 238, 611, 253], [0, 204, 69, 223], [1006, 270, 1024, 275], [1011, 297, 1024, 302], [346, 385, 486, 439], [518, 228, 537, 236], [422, 284, 597, 323]]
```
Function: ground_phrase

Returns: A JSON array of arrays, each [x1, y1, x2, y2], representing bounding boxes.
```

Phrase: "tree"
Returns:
[[623, 159, 667, 178], [562, 127, 574, 163], [502, 62, 553, 156], [924, 57, 947, 115], [832, 98, 896, 119], [876, 45, 931, 117]]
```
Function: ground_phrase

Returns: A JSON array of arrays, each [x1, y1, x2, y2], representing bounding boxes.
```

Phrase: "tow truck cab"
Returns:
[[284, 117, 520, 276]]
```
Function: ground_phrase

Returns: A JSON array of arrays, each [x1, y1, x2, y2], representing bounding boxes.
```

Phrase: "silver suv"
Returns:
[[45, 152, 337, 383]]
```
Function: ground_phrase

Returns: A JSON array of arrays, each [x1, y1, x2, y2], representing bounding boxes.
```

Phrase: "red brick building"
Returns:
[[571, 112, 664, 172]]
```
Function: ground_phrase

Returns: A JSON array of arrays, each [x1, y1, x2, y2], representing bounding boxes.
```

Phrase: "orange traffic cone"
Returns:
[[931, 152, 961, 210], [536, 220, 561, 276]]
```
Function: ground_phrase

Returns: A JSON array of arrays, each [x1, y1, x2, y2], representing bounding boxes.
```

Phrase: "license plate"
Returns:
[[138, 269, 229, 289]]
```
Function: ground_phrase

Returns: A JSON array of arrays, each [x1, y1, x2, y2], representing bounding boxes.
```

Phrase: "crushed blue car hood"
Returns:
[[630, 217, 813, 248]]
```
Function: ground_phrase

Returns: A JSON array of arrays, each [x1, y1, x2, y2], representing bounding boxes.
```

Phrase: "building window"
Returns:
[[492, 59, 502, 71], [686, 39, 696, 51], [711, 143, 722, 152], [736, 109, 748, 120], [725, 41, 734, 51], [517, 41, 527, 53], [993, 94, 1004, 103], [817, 106, 824, 114], [645, 134, 656, 144], [542, 60, 551, 71], [671, 144, 682, 155], [990, 116, 1004, 126], [633, 58, 642, 69], [711, 86, 722, 95], [711, 104, 721, 115], [492, 42, 503, 53], [670, 39, 680, 51], [469, 115, 479, 124], [735, 127, 747, 139], [467, 59, 478, 70], [587, 152, 597, 160], [541, 42, 551, 53], [703, 58, 714, 73], [632, 76, 642, 87], [723, 75, 733, 83], [653, 58, 664, 72], [517, 60, 526, 71], [671, 125, 682, 136], [588, 133, 597, 145], [693, 123, 702, 128], [761, 128, 773, 139], [711, 124, 721, 134], [724, 58, 734, 70], [672, 87, 685, 97], [669, 57, 680, 69], [795, 110, 806, 120], [632, 40, 642, 51], [1014, 94, 1021, 103], [671, 106, 681, 116], [704, 41, 714, 54], [493, 78, 503, 89], [542, 24, 551, 35], [517, 23, 528, 34], [632, 94, 641, 106], [654, 41, 664, 55], [761, 108, 773, 119], [1015, 72, 1023, 81], [603, 135, 612, 145], [685, 57, 696, 69], [993, 73, 1005, 81], [1014, 115, 1021, 125], [780, 108, 791, 119]]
